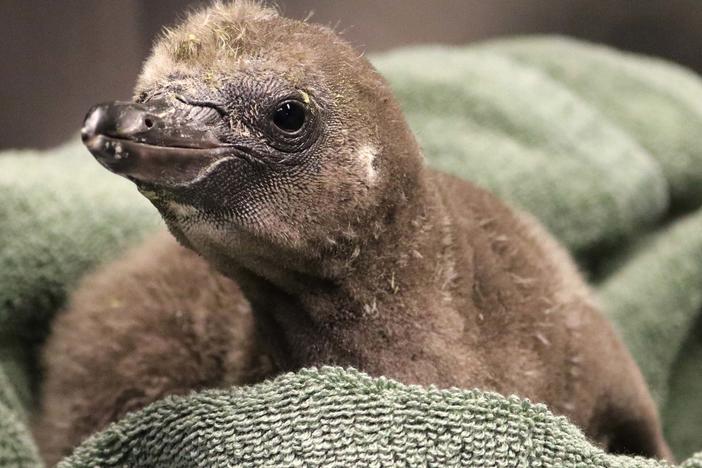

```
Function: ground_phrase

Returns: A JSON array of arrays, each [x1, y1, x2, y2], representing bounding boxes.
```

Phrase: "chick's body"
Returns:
[[35, 232, 274, 465], [36, 1, 671, 464]]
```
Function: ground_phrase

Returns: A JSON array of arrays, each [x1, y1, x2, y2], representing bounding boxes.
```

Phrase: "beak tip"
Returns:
[[81, 104, 107, 142], [80, 127, 91, 143]]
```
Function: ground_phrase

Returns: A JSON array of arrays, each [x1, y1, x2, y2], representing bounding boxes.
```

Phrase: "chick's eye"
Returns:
[[272, 100, 306, 133]]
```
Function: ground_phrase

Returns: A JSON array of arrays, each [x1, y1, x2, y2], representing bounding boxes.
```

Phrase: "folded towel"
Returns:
[[0, 399, 40, 468], [597, 209, 702, 459], [61, 367, 702, 468], [665, 322, 702, 464], [1, 36, 701, 466], [481, 36, 702, 210], [599, 210, 702, 406]]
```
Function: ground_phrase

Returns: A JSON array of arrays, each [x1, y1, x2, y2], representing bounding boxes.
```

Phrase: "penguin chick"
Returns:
[[78, 0, 671, 460], [34, 231, 274, 466]]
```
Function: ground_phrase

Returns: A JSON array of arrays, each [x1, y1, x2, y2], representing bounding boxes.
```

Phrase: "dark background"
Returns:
[[2, 0, 701, 150]]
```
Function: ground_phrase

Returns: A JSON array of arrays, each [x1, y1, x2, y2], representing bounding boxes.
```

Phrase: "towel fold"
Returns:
[[59, 367, 702, 468]]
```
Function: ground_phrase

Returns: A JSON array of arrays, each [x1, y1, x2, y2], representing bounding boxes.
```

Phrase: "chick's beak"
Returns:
[[81, 99, 232, 186]]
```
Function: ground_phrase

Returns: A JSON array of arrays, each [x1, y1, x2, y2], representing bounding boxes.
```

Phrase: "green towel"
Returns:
[[0, 401, 40, 468], [1, 36, 701, 466], [61, 367, 702, 468], [599, 210, 702, 406], [480, 36, 702, 210]]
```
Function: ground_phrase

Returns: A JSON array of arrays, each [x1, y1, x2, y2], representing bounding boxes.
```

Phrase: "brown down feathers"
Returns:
[[35, 1, 672, 464]]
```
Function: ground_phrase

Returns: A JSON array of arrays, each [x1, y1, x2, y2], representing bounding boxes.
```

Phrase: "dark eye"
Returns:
[[272, 100, 306, 133]]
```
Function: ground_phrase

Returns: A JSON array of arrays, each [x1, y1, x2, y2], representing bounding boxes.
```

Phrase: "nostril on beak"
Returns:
[[81, 101, 157, 144]]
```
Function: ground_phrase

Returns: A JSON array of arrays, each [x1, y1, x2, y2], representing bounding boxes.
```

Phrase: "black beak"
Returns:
[[81, 99, 233, 186]]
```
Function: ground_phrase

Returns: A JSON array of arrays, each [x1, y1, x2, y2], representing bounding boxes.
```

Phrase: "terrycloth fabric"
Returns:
[[599, 210, 702, 406], [60, 367, 702, 468], [665, 320, 702, 463], [0, 353, 40, 467], [479, 37, 702, 210], [0, 401, 40, 468], [0, 36, 701, 466]]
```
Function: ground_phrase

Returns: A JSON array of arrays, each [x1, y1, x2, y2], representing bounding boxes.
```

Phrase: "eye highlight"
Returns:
[[263, 94, 320, 153], [272, 100, 306, 133]]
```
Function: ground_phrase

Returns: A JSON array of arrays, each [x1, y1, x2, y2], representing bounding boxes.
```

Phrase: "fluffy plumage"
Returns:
[[34, 232, 273, 465]]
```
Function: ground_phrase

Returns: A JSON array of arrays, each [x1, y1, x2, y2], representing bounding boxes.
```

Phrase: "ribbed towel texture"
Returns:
[[61, 367, 702, 468], [0, 36, 701, 466]]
